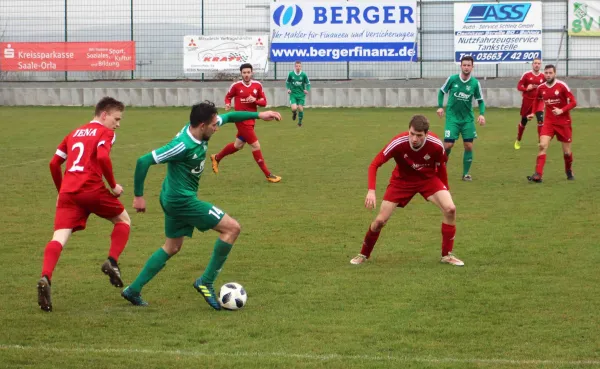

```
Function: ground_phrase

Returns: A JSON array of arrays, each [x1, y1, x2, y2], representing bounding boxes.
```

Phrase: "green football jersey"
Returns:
[[149, 114, 230, 199], [440, 74, 484, 123], [286, 71, 311, 95]]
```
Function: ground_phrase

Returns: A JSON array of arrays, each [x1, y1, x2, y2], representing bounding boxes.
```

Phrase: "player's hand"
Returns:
[[527, 113, 534, 120], [258, 111, 282, 121], [225, 104, 231, 111], [287, 90, 291, 94], [526, 84, 535, 91], [477, 115, 486, 126], [111, 184, 124, 197], [303, 90, 308, 94], [437, 108, 444, 118], [365, 190, 376, 209], [133, 196, 146, 213], [552, 107, 563, 115], [246, 96, 256, 103]]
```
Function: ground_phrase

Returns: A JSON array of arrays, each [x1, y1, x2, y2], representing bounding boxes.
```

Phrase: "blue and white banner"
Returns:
[[454, 2, 543, 63], [270, 1, 417, 62]]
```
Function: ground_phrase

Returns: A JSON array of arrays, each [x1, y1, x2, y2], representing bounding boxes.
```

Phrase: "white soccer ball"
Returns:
[[219, 282, 247, 310]]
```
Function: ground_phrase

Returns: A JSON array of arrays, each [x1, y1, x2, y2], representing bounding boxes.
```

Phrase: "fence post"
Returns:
[[419, 0, 422, 79], [64, 0, 68, 81], [565, 2, 569, 76], [201, 0, 204, 82], [131, 0, 134, 80]]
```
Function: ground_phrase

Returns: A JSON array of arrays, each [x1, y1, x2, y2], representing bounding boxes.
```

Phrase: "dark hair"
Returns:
[[189, 100, 218, 128], [460, 55, 474, 65], [240, 63, 253, 72], [95, 96, 124, 116], [408, 115, 430, 133], [544, 64, 556, 72], [295, 60, 302, 65]]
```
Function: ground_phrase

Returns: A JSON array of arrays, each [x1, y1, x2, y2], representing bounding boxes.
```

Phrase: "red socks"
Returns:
[[441, 223, 456, 256], [360, 228, 381, 258], [535, 154, 547, 176], [564, 153, 573, 172], [252, 150, 271, 177], [517, 123, 525, 141], [215, 143, 239, 162], [41, 241, 63, 281], [109, 223, 130, 262]]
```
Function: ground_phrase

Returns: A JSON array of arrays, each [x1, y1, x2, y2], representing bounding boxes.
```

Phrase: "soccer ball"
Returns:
[[219, 282, 247, 310]]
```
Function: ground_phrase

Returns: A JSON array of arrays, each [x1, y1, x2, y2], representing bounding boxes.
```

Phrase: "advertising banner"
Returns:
[[183, 35, 269, 73], [270, 2, 418, 62], [454, 2, 542, 63], [0, 42, 135, 71], [569, 1, 600, 36]]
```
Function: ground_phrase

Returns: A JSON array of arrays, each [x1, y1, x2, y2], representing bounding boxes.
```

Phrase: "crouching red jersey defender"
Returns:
[[350, 115, 464, 267]]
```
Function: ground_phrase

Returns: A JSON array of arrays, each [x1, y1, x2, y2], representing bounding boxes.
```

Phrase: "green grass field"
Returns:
[[0, 106, 599, 369]]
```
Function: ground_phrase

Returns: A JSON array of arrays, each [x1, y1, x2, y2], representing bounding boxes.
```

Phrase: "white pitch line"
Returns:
[[1, 344, 599, 366]]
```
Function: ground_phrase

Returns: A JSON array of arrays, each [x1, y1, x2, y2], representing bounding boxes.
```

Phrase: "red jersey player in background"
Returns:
[[527, 65, 577, 183], [37, 97, 132, 312], [350, 115, 464, 267], [210, 63, 281, 183], [515, 58, 545, 150]]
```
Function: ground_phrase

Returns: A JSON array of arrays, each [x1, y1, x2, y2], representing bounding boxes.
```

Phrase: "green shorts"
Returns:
[[444, 120, 478, 142], [290, 94, 305, 106], [159, 195, 226, 238]]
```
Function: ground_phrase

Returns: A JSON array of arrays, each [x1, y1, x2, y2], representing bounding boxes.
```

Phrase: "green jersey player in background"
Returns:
[[121, 101, 282, 310], [437, 56, 486, 181], [286, 61, 310, 127]]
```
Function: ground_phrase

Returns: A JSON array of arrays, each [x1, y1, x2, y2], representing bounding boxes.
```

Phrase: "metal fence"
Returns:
[[1, 0, 598, 81]]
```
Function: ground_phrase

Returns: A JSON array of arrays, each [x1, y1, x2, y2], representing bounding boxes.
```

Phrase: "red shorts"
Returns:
[[383, 177, 448, 208], [520, 99, 543, 117], [540, 123, 572, 143], [54, 189, 124, 232], [235, 123, 258, 145]]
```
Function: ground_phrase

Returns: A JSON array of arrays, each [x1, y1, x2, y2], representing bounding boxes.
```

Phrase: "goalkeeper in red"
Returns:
[[350, 115, 464, 267], [121, 101, 281, 310]]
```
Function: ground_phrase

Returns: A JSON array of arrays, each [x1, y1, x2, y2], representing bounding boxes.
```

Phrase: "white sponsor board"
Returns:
[[454, 2, 542, 63], [183, 35, 269, 73]]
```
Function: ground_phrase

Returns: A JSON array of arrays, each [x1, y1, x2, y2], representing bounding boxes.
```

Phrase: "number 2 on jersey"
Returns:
[[68, 142, 85, 172]]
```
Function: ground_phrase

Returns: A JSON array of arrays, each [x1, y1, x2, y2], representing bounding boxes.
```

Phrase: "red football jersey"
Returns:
[[55, 121, 116, 193], [517, 71, 545, 101], [224, 80, 267, 126], [368, 132, 446, 189], [535, 80, 577, 125]]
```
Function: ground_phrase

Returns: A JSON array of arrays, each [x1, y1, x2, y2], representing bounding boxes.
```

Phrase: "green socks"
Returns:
[[129, 248, 170, 293], [201, 239, 233, 284], [463, 150, 473, 176], [298, 111, 304, 122]]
